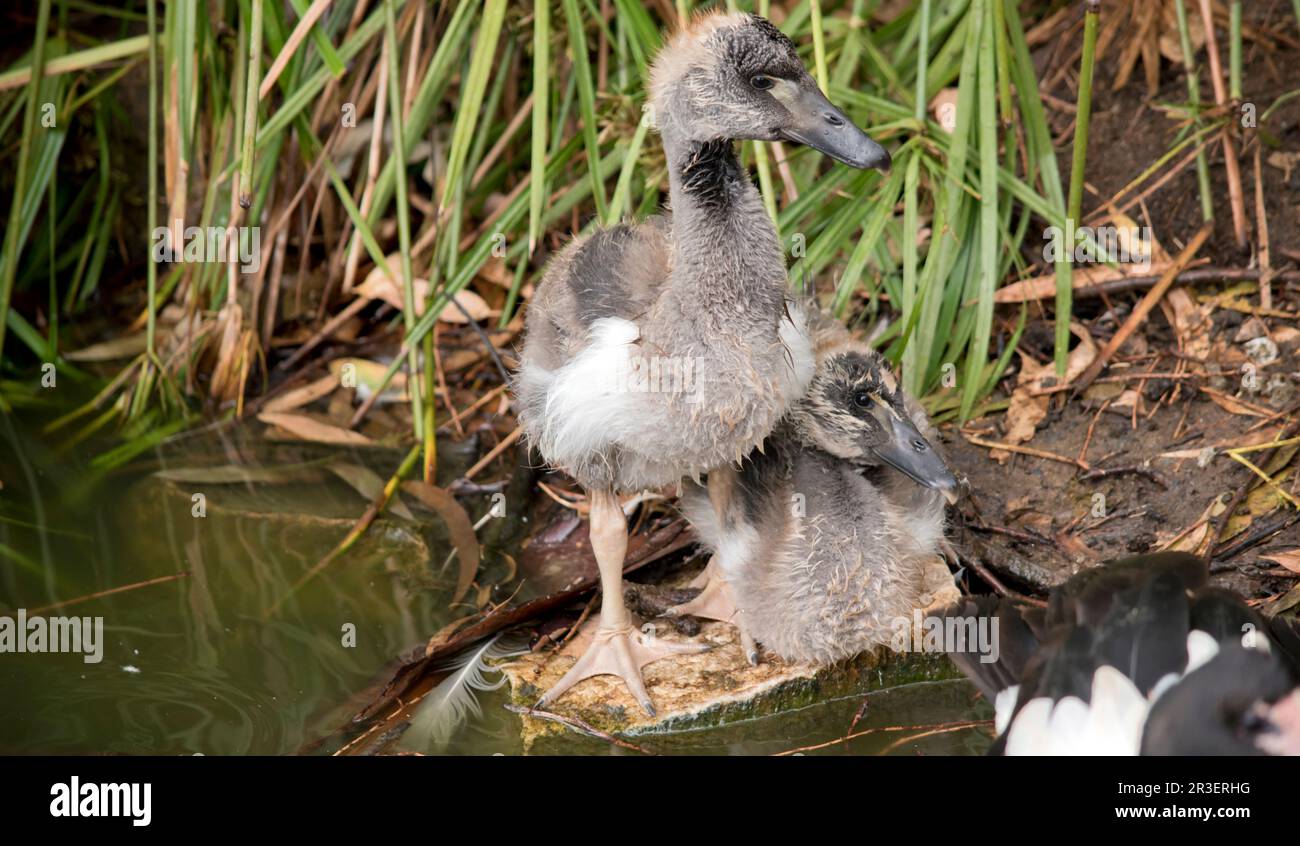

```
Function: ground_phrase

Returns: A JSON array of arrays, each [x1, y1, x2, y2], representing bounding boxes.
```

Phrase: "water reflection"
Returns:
[[1, 413, 461, 755], [1, 412, 988, 756]]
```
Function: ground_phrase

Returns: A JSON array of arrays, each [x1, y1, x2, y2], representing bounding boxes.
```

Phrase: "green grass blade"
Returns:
[[961, 0, 998, 420], [529, 0, 550, 254], [0, 0, 51, 362], [561, 0, 608, 221]]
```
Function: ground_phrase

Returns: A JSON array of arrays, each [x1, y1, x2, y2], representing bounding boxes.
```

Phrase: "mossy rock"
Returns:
[[500, 617, 962, 752]]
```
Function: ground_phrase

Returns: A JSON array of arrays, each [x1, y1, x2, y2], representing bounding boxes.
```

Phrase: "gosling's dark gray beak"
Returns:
[[779, 83, 890, 171], [871, 412, 958, 504]]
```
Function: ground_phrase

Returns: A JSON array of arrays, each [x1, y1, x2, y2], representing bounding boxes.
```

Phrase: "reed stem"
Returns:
[[1060, 0, 1099, 375]]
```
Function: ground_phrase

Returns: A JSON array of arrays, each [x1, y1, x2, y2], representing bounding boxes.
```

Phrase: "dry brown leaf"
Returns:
[[64, 333, 149, 362], [1201, 389, 1267, 418], [1159, 495, 1227, 554], [994, 261, 1171, 303], [1273, 326, 1300, 347], [355, 255, 497, 323], [1260, 549, 1300, 575], [1159, 0, 1204, 63], [263, 374, 339, 413], [1233, 315, 1269, 343], [435, 289, 496, 324], [1166, 520, 1211, 553], [991, 323, 1097, 461], [1164, 287, 1213, 360], [1109, 388, 1141, 411], [476, 257, 513, 288], [402, 480, 480, 605], [999, 358, 1049, 451], [257, 412, 376, 446], [1267, 151, 1300, 182], [355, 256, 431, 313]]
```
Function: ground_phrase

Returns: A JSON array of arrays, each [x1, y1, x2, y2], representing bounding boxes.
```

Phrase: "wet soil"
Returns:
[[939, 1, 1300, 606]]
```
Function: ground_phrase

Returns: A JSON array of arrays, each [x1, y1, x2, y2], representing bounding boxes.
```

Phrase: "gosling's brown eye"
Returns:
[[750, 75, 774, 91], [853, 391, 873, 409]]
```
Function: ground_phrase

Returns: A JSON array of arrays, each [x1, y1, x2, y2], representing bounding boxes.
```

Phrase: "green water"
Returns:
[[0, 407, 988, 756]]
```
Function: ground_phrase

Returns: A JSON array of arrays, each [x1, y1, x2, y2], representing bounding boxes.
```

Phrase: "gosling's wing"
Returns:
[[521, 216, 672, 369]]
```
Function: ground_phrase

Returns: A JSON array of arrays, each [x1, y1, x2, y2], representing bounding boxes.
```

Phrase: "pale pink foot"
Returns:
[[665, 574, 759, 666], [686, 556, 717, 590], [536, 624, 706, 716]]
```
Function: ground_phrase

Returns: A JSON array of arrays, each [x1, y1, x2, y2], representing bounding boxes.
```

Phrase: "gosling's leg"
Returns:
[[663, 570, 758, 665], [665, 468, 760, 665], [686, 555, 716, 589], [536, 488, 706, 716]]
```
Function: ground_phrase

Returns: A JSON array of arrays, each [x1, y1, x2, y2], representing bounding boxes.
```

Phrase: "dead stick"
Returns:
[[26, 572, 190, 615], [1072, 222, 1213, 394], [1196, 0, 1248, 248], [776, 720, 991, 756], [275, 296, 369, 374], [1253, 147, 1272, 310], [996, 266, 1300, 305], [963, 434, 1090, 470], [504, 705, 659, 754], [461, 426, 523, 482]]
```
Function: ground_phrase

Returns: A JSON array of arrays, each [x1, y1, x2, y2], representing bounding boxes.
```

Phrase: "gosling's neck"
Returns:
[[658, 118, 787, 334]]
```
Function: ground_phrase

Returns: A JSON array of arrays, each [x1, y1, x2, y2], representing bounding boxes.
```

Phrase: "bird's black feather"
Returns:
[[939, 551, 1299, 755]]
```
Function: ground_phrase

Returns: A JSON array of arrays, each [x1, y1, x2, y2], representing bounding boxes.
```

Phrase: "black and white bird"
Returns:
[[942, 552, 1300, 755]]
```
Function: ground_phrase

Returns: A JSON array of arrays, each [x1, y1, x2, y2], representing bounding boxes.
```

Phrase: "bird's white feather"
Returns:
[[1185, 629, 1220, 675], [1004, 667, 1148, 755], [777, 304, 815, 401], [529, 317, 642, 470], [994, 685, 1020, 736], [1002, 629, 1246, 755], [401, 634, 529, 751]]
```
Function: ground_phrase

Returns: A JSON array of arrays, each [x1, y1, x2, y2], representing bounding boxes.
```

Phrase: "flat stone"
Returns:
[[499, 615, 961, 751]]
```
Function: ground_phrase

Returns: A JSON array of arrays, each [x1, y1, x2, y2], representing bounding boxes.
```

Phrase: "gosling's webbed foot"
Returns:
[[536, 624, 707, 716], [686, 556, 717, 590], [664, 576, 760, 666]]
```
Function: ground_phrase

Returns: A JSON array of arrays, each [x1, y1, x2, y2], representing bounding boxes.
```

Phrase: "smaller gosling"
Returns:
[[673, 322, 959, 666]]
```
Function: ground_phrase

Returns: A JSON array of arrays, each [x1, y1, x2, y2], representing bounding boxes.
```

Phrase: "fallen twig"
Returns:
[[504, 704, 659, 754], [26, 571, 189, 615], [963, 433, 1089, 471], [1071, 222, 1214, 395], [775, 719, 992, 756], [1079, 464, 1171, 488]]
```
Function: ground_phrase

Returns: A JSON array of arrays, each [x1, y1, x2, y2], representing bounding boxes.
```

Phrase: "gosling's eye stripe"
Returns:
[[851, 389, 890, 412], [766, 77, 800, 106]]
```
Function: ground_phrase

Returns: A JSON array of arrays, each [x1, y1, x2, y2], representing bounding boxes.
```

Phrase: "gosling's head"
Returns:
[[649, 12, 890, 170], [790, 340, 958, 503]]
